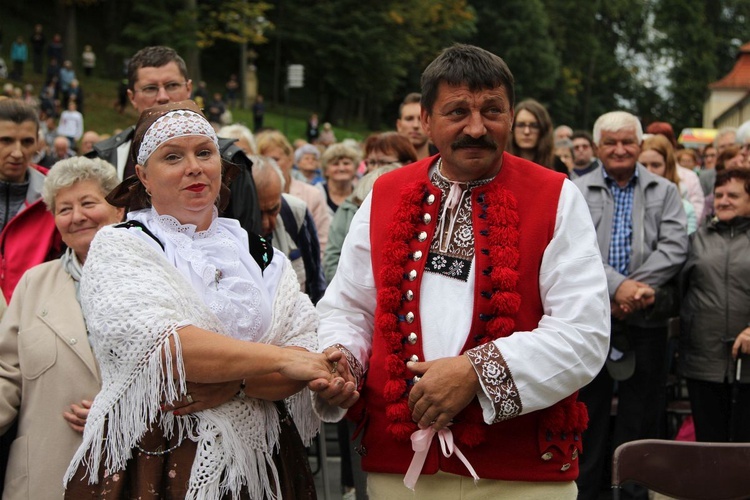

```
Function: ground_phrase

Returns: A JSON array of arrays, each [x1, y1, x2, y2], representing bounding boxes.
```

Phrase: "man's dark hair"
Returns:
[[420, 44, 514, 114], [0, 99, 39, 133], [715, 167, 750, 195], [398, 92, 421, 118], [571, 130, 594, 146], [127, 46, 188, 90]]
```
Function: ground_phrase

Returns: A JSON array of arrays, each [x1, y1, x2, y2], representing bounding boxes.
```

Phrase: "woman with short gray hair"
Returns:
[[320, 142, 361, 213], [0, 156, 124, 500]]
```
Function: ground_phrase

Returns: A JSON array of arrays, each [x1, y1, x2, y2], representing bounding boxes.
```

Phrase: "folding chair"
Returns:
[[612, 439, 750, 500]]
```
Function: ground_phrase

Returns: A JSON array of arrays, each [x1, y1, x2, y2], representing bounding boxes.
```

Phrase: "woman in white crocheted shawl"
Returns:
[[65, 100, 343, 499]]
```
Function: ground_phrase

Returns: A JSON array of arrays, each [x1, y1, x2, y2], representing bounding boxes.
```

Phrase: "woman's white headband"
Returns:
[[137, 110, 219, 165]]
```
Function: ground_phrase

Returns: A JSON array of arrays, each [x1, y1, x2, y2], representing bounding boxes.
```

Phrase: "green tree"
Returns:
[[652, 0, 750, 129], [469, 0, 559, 110], [543, 0, 650, 129], [263, 0, 474, 127], [106, 0, 198, 70]]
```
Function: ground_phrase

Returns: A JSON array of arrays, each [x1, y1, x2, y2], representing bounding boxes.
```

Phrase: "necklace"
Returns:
[[135, 438, 183, 456]]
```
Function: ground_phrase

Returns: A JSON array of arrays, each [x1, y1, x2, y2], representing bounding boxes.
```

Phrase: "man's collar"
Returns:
[[602, 164, 638, 187]]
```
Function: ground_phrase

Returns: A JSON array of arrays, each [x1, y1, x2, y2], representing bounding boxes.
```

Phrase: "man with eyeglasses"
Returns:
[[570, 130, 601, 179], [87, 46, 262, 234]]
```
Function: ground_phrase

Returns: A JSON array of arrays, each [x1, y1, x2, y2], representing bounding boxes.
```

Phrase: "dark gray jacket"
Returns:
[[88, 127, 262, 235], [574, 164, 688, 327], [680, 217, 750, 383]]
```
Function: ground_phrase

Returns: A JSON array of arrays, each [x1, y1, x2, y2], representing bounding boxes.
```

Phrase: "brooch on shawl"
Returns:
[[375, 177, 522, 447]]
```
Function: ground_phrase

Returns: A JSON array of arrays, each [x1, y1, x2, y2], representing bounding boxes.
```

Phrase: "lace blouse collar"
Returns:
[[149, 206, 219, 240]]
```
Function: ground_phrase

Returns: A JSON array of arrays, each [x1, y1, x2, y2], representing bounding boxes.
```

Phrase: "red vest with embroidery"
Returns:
[[356, 153, 587, 481]]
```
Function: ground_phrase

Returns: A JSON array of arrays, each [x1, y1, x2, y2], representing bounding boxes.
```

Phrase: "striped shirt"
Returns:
[[604, 168, 638, 276]]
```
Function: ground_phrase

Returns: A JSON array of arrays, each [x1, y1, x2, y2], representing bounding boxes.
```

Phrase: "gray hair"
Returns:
[[294, 143, 320, 163], [592, 111, 643, 145], [714, 127, 738, 148], [249, 155, 286, 191], [219, 124, 257, 155], [320, 142, 362, 168], [735, 122, 750, 145], [42, 157, 120, 213]]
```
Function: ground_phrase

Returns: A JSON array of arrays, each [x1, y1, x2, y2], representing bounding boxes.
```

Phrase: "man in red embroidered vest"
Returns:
[[311, 44, 610, 499]]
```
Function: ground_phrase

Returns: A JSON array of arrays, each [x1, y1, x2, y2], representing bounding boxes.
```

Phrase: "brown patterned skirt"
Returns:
[[65, 405, 316, 500], [64, 426, 232, 499]]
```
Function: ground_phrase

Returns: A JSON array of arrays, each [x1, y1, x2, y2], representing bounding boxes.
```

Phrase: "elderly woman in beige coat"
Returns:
[[0, 157, 124, 499]]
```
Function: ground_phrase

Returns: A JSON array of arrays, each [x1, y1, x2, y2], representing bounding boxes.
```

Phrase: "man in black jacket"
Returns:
[[87, 46, 261, 234]]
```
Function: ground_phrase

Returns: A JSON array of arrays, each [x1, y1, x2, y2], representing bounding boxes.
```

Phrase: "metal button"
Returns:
[[417, 231, 428, 242], [412, 250, 423, 261], [69, 338, 78, 345], [560, 463, 571, 472], [426, 194, 436, 205], [405, 312, 415, 324], [407, 332, 418, 344], [408, 270, 417, 281], [422, 213, 432, 224], [405, 290, 414, 301], [572, 449, 578, 460], [413, 375, 421, 383], [541, 452, 553, 461], [410, 354, 419, 362]]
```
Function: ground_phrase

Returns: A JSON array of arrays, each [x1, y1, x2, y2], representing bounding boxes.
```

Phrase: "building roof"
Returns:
[[709, 42, 750, 90]]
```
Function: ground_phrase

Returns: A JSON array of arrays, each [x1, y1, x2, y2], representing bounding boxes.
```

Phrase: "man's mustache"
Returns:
[[451, 135, 498, 150]]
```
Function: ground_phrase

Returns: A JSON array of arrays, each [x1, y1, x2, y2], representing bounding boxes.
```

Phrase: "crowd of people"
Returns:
[[0, 39, 748, 500]]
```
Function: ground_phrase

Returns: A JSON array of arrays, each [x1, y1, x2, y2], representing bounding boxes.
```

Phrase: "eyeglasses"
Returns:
[[134, 81, 188, 98], [365, 158, 399, 168], [515, 122, 540, 131]]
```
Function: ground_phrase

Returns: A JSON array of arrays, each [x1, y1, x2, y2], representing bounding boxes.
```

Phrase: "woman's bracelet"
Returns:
[[236, 379, 246, 398]]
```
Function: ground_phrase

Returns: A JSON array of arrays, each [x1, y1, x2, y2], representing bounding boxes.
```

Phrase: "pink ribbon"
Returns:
[[403, 427, 480, 490]]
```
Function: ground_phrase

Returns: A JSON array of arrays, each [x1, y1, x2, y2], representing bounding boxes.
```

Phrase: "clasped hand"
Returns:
[[308, 346, 360, 409], [407, 355, 480, 431], [612, 279, 655, 320]]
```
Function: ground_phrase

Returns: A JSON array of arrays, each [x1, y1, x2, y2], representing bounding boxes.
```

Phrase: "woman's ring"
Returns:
[[186, 393, 194, 404], [330, 361, 338, 374]]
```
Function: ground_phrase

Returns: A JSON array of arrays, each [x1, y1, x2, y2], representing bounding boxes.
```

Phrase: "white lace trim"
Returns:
[[65, 224, 320, 500], [137, 109, 219, 165]]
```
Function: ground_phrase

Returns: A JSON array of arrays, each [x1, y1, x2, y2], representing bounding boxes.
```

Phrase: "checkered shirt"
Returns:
[[604, 167, 638, 276]]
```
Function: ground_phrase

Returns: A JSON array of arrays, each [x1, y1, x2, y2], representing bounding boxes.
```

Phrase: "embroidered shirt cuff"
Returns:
[[465, 342, 523, 423], [326, 343, 364, 388]]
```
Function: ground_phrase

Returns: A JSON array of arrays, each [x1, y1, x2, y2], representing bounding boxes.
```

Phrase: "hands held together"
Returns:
[[307, 346, 360, 409], [311, 348, 481, 432], [612, 279, 655, 320]]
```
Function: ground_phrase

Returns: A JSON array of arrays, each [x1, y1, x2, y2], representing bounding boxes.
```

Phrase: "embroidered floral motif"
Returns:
[[431, 254, 447, 270], [447, 260, 464, 277], [466, 342, 523, 423], [430, 171, 490, 259]]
